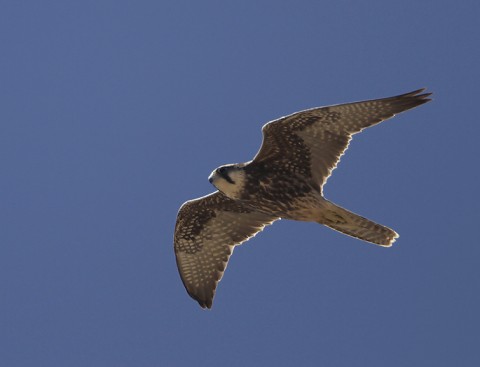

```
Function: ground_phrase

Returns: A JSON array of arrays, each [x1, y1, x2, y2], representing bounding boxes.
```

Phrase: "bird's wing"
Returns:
[[174, 191, 278, 309], [253, 89, 431, 190]]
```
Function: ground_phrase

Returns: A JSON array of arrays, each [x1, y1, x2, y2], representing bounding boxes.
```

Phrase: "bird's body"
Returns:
[[174, 89, 432, 308]]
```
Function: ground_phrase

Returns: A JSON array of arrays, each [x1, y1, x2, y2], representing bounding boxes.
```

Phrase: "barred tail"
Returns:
[[317, 200, 398, 247]]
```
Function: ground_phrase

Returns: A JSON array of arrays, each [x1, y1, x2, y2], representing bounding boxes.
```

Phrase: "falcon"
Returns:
[[174, 88, 431, 309]]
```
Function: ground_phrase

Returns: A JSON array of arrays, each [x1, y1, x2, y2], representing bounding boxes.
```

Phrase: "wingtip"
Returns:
[[182, 282, 215, 309], [385, 87, 432, 112], [404, 87, 433, 102], [193, 293, 214, 309], [198, 300, 213, 309]]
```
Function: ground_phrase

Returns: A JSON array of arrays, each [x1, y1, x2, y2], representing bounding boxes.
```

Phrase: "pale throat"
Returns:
[[215, 169, 246, 200]]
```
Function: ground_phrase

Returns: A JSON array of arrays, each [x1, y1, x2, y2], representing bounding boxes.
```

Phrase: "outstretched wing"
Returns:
[[253, 89, 431, 190], [174, 191, 278, 309]]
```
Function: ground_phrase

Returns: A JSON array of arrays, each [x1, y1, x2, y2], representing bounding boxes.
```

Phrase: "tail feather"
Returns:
[[318, 200, 398, 247]]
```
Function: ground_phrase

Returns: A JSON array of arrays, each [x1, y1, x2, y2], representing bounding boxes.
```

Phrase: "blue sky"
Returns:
[[1, 1, 479, 366]]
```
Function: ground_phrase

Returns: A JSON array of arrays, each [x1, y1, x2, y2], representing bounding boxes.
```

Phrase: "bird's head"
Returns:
[[208, 163, 246, 200]]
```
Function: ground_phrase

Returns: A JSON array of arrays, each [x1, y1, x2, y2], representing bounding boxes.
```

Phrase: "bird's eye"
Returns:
[[218, 167, 226, 174]]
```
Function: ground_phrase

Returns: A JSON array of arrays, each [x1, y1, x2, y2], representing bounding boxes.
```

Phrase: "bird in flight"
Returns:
[[174, 88, 432, 309]]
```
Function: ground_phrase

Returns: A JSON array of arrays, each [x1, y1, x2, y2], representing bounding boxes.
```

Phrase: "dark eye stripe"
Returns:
[[217, 168, 235, 184]]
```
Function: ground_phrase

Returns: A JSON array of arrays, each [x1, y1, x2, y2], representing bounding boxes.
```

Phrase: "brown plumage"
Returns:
[[174, 88, 432, 308]]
